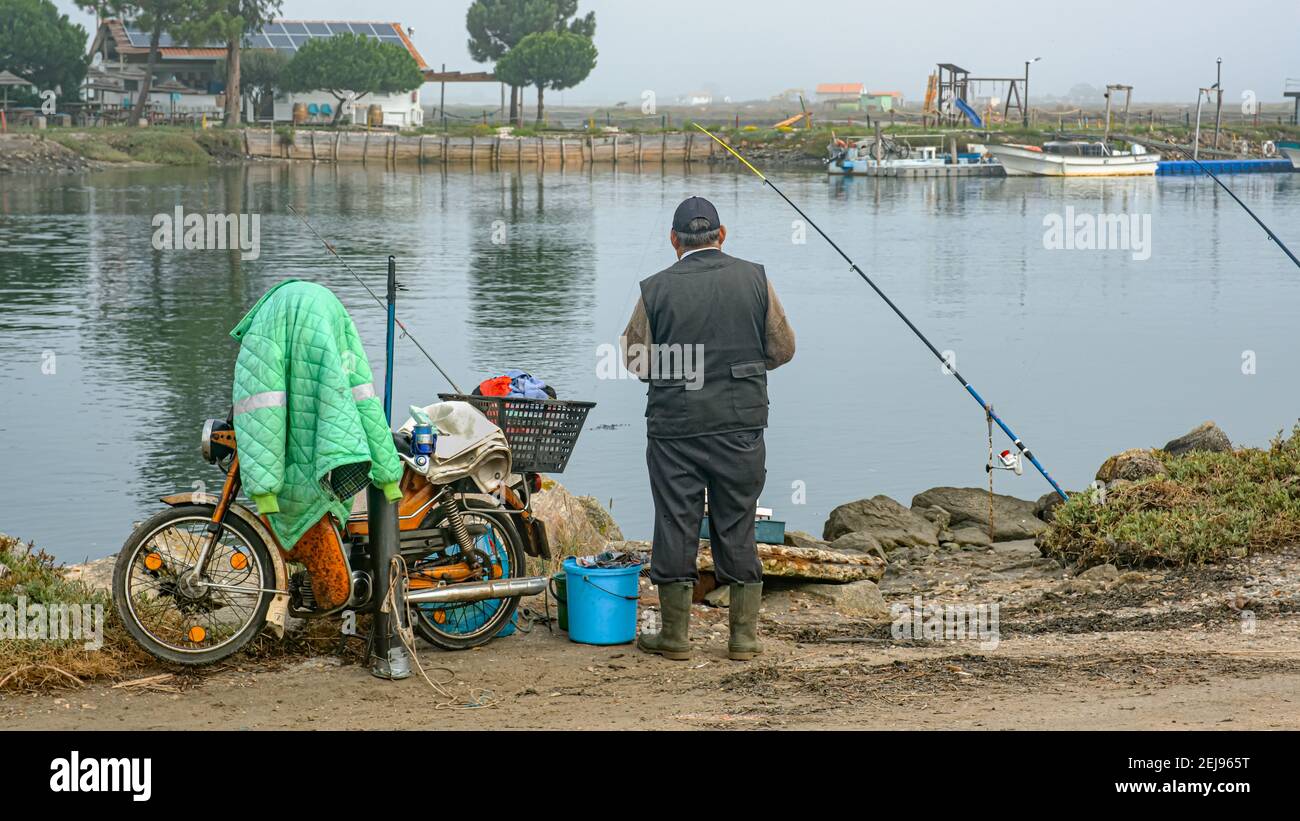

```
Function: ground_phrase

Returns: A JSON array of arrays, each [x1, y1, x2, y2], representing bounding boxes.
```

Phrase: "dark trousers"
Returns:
[[646, 429, 766, 585]]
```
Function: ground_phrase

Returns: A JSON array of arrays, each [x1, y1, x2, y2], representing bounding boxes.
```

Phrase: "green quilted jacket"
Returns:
[[230, 280, 402, 549]]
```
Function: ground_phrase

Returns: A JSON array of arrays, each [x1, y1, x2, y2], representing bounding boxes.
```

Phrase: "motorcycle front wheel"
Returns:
[[113, 505, 275, 666]]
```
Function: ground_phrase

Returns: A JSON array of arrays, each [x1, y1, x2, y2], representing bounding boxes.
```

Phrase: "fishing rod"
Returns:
[[1160, 142, 1300, 270], [693, 123, 1070, 500], [286, 203, 466, 394]]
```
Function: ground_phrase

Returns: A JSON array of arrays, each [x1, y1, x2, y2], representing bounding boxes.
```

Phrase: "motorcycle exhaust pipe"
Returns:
[[404, 575, 548, 605]]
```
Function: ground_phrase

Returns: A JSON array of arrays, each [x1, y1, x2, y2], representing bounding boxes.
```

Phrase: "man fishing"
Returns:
[[622, 196, 795, 661]]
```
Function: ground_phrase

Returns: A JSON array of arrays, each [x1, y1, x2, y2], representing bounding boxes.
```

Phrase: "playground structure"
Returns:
[[923, 63, 1028, 128]]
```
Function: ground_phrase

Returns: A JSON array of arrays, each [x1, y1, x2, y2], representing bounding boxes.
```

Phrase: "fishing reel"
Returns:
[[987, 448, 1023, 476]]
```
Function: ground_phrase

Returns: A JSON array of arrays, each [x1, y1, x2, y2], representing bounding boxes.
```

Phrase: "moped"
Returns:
[[112, 394, 593, 666]]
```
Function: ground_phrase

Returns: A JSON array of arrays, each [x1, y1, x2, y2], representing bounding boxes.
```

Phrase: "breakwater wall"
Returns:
[[241, 129, 724, 166]]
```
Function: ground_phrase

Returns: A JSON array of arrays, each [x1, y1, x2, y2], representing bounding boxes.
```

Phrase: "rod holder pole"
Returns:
[[371, 253, 408, 679]]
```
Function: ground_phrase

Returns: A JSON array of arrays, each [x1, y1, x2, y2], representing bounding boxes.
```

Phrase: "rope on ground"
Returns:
[[381, 556, 499, 710]]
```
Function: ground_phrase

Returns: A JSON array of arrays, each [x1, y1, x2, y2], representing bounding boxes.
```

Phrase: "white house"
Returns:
[[85, 18, 427, 127]]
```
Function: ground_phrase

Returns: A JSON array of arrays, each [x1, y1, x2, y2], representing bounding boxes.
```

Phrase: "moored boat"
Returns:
[[1278, 141, 1300, 170], [985, 140, 1159, 177], [825, 137, 992, 176]]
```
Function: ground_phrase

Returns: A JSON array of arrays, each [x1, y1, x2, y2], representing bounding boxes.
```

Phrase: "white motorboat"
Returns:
[[985, 140, 1159, 177]]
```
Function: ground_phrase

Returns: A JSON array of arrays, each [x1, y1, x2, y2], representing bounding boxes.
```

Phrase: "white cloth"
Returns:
[[398, 401, 512, 488]]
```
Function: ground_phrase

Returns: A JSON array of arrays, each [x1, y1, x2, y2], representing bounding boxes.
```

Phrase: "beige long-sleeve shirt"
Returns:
[[620, 273, 796, 378]]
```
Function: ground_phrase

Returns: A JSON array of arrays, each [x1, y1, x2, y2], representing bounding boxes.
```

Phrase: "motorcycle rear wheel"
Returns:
[[411, 502, 527, 651], [113, 505, 274, 666]]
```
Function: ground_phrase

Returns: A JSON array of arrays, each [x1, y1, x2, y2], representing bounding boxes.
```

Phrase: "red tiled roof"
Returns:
[[816, 83, 863, 95]]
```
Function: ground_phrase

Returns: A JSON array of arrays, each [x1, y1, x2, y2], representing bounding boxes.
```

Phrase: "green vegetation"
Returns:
[[1040, 425, 1300, 569], [495, 30, 597, 125], [0, 0, 89, 102], [0, 533, 362, 693], [74, 0, 190, 125], [193, 127, 244, 159], [281, 32, 424, 125], [0, 534, 144, 692], [219, 48, 290, 120], [172, 0, 284, 126], [48, 128, 215, 164], [466, 0, 596, 126]]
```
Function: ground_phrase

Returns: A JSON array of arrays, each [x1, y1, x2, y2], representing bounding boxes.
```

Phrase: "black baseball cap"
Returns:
[[672, 196, 720, 233]]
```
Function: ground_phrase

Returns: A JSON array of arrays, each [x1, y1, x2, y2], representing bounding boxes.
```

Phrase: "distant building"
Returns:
[[85, 18, 427, 126], [816, 82, 864, 110], [681, 91, 714, 106], [863, 91, 903, 112], [770, 88, 807, 104]]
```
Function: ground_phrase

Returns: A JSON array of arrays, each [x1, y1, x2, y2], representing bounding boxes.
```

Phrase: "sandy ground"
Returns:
[[3, 541, 1298, 730]]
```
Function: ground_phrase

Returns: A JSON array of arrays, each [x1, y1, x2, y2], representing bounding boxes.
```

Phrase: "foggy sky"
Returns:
[[58, 0, 1300, 107]]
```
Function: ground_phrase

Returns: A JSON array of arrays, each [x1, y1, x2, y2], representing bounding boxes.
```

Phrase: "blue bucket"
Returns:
[[562, 557, 641, 645]]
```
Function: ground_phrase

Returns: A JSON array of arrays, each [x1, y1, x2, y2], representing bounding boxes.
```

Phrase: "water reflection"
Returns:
[[2, 164, 1298, 561], [465, 169, 597, 382]]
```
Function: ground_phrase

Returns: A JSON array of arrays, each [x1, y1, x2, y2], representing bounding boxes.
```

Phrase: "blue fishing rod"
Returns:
[[694, 123, 1069, 500], [1162, 142, 1300, 270]]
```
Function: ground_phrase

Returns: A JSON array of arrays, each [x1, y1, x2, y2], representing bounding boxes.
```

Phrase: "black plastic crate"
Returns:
[[437, 394, 596, 474]]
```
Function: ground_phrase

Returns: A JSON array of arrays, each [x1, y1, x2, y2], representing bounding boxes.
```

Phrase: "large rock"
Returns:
[[950, 525, 993, 547], [828, 531, 886, 560], [531, 480, 623, 553], [783, 530, 829, 551], [909, 487, 1045, 542], [1095, 448, 1164, 483], [1034, 491, 1066, 522], [1162, 421, 1232, 457], [62, 555, 116, 594], [617, 539, 885, 584], [793, 580, 889, 618], [917, 505, 951, 530], [822, 495, 940, 552]]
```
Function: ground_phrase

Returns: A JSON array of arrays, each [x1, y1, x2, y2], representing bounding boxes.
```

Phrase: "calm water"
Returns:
[[2, 162, 1298, 562]]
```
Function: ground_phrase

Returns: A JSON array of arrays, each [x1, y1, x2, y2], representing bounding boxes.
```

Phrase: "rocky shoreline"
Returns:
[[0, 134, 94, 175], [36, 419, 1259, 620]]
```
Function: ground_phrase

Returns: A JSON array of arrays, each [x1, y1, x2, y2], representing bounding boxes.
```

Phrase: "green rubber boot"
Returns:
[[637, 581, 693, 660], [728, 582, 764, 661]]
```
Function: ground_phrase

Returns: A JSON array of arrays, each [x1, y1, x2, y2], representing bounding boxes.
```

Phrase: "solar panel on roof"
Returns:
[[118, 19, 413, 55]]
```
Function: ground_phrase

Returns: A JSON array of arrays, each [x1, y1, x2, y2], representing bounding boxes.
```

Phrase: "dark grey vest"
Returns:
[[639, 249, 769, 438]]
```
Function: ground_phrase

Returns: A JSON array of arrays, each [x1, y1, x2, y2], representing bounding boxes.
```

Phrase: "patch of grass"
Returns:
[[1039, 424, 1300, 569], [0, 535, 343, 694], [45, 128, 218, 166], [103, 130, 212, 165], [194, 128, 245, 159], [0, 534, 151, 692], [46, 132, 131, 163]]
